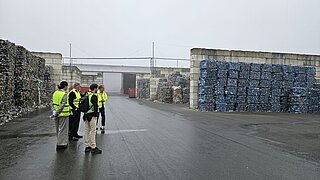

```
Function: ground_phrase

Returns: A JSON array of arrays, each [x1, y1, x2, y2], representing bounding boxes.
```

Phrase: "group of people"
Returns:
[[51, 81, 108, 154]]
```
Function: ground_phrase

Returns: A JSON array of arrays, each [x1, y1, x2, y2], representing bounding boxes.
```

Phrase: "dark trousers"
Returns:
[[98, 107, 106, 127], [69, 109, 81, 137]]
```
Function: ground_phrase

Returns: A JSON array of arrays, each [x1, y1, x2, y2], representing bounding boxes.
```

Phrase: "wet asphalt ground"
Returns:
[[0, 96, 319, 180]]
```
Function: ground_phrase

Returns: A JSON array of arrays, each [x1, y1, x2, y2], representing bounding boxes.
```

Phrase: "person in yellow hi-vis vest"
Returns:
[[97, 85, 108, 133], [52, 81, 70, 150], [68, 83, 83, 141]]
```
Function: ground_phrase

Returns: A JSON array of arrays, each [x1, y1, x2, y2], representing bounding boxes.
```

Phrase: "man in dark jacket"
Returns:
[[83, 84, 102, 154], [68, 83, 83, 141]]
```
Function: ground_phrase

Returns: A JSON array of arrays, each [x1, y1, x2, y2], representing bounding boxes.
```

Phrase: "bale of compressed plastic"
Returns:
[[225, 95, 237, 104], [228, 70, 239, 79], [259, 104, 270, 112], [217, 70, 228, 78], [239, 71, 250, 79], [217, 78, 227, 87], [271, 104, 281, 112], [249, 71, 261, 80], [272, 73, 283, 81], [215, 95, 225, 104], [248, 88, 260, 96], [238, 79, 249, 87], [237, 87, 247, 96], [270, 96, 280, 104], [237, 96, 247, 104], [247, 104, 259, 112], [216, 103, 227, 112], [261, 64, 272, 72], [236, 104, 247, 112], [173, 86, 183, 104], [259, 96, 269, 104], [249, 80, 259, 88], [271, 80, 282, 89], [227, 78, 238, 87], [259, 80, 271, 88], [227, 61, 241, 71], [182, 87, 190, 104], [250, 63, 261, 72], [260, 72, 272, 80], [216, 60, 227, 70], [283, 72, 295, 81], [225, 86, 237, 95], [214, 86, 225, 95], [240, 62, 251, 71], [272, 64, 283, 73], [247, 96, 259, 104]]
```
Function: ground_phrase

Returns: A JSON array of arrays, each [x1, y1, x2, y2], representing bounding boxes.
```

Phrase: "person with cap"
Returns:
[[83, 83, 102, 154], [97, 85, 108, 133], [68, 83, 83, 141], [52, 81, 70, 150]]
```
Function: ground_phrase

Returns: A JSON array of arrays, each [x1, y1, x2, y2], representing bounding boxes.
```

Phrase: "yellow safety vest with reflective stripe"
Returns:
[[52, 91, 70, 117], [70, 89, 81, 109], [84, 92, 96, 114], [97, 91, 108, 108]]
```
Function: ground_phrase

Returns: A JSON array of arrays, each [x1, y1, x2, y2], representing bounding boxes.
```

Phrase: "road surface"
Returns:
[[0, 96, 319, 180]]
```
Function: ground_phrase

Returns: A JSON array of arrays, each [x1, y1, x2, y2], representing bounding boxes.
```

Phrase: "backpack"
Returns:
[[78, 95, 90, 113]]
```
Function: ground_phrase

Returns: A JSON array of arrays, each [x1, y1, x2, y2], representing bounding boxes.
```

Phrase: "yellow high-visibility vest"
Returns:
[[97, 91, 108, 108], [70, 89, 81, 109], [52, 90, 70, 117], [84, 92, 96, 114]]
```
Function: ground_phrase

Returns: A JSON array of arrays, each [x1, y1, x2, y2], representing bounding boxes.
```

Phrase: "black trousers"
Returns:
[[98, 107, 106, 127], [69, 109, 81, 137]]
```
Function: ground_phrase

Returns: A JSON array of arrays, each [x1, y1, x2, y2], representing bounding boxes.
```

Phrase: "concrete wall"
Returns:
[[81, 72, 103, 87], [61, 66, 82, 86], [32, 52, 62, 87], [103, 73, 123, 95], [190, 48, 320, 109]]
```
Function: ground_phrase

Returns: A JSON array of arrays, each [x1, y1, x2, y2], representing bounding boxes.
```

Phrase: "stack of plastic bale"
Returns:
[[307, 88, 320, 113], [44, 65, 54, 101], [157, 79, 172, 103], [172, 86, 183, 104], [259, 64, 272, 112], [215, 60, 227, 112], [306, 66, 316, 88], [37, 57, 47, 105], [225, 62, 240, 112], [288, 87, 308, 113], [236, 62, 250, 112], [0, 40, 16, 124], [14, 46, 32, 113], [247, 63, 261, 112], [198, 60, 216, 111], [137, 78, 150, 99], [182, 87, 190, 104], [271, 64, 288, 112]]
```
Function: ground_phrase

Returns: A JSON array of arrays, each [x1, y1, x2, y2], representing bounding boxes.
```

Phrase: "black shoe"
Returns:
[[85, 147, 92, 153], [75, 135, 83, 138], [91, 147, 102, 154], [69, 137, 79, 141], [56, 145, 68, 150], [101, 130, 105, 134]]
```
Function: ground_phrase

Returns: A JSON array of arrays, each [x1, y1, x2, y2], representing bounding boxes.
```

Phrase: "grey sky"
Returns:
[[1, 0, 319, 67]]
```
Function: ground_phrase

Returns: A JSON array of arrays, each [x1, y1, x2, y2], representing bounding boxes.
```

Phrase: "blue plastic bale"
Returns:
[[291, 87, 308, 97], [208, 60, 218, 69], [225, 87, 237, 95], [272, 64, 283, 73], [248, 87, 260, 96], [216, 60, 227, 70], [259, 96, 269, 104], [271, 73, 283, 81], [217, 78, 227, 87], [281, 88, 291, 97], [283, 81, 294, 88], [250, 63, 261, 72], [217, 70, 228, 78], [228, 70, 239, 79], [295, 74, 306, 82], [216, 103, 227, 112], [239, 71, 250, 79], [271, 80, 282, 88], [250, 71, 261, 80], [282, 65, 294, 73], [293, 66, 306, 74], [225, 95, 237, 104], [200, 69, 208, 78], [289, 104, 307, 114], [227, 79, 238, 87], [249, 80, 259, 88], [259, 80, 271, 88], [247, 104, 259, 112], [240, 62, 251, 71], [226, 104, 235, 112], [247, 96, 259, 104], [259, 104, 270, 112], [238, 79, 249, 87], [260, 88, 271, 96], [215, 95, 225, 103], [199, 78, 215, 86], [200, 60, 209, 69], [271, 104, 281, 112], [199, 103, 214, 112], [283, 73, 295, 81], [261, 64, 272, 72], [237, 96, 247, 104], [270, 96, 280, 104], [271, 89, 281, 96], [293, 81, 306, 87], [227, 61, 241, 71], [236, 104, 247, 112], [237, 87, 247, 96], [261, 72, 272, 80]]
